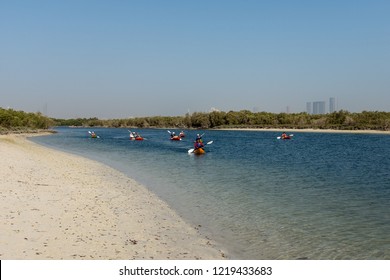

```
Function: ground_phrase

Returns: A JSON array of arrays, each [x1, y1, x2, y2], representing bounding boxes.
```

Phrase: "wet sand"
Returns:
[[0, 134, 226, 260]]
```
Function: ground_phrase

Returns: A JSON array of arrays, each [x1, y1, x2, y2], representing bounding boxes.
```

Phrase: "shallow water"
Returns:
[[32, 127, 390, 259]]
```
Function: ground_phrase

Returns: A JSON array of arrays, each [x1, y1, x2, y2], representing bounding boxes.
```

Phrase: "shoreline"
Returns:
[[0, 133, 226, 260]]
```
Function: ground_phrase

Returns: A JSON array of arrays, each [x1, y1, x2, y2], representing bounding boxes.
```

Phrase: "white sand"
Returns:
[[0, 134, 226, 260]]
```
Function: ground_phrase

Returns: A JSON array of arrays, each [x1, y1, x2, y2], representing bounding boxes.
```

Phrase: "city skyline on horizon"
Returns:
[[305, 97, 338, 115], [5, 95, 387, 119]]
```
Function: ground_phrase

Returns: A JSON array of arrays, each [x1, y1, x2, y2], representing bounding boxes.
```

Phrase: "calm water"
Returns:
[[32, 127, 390, 259]]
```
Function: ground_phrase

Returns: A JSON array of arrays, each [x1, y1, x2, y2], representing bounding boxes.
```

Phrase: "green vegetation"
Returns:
[[53, 110, 390, 131], [2, 107, 389, 131], [0, 107, 54, 133]]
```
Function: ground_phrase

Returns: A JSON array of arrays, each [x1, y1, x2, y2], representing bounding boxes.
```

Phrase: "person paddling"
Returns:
[[195, 133, 203, 143], [193, 134, 204, 151], [280, 132, 293, 139], [194, 139, 204, 150]]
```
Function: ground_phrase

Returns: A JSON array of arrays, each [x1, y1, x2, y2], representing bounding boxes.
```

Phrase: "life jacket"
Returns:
[[194, 140, 204, 149]]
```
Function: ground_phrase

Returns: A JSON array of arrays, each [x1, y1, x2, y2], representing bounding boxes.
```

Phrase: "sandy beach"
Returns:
[[0, 134, 226, 260]]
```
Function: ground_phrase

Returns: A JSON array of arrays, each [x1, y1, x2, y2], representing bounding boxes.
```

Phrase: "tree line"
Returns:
[[1, 107, 389, 131], [0, 107, 54, 133], [53, 110, 390, 131]]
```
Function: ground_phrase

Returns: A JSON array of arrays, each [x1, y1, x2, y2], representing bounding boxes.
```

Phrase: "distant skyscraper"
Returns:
[[306, 102, 312, 114], [329, 97, 336, 113], [313, 101, 326, 114]]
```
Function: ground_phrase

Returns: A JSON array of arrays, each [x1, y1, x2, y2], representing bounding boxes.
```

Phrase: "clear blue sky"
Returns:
[[1, 0, 389, 119]]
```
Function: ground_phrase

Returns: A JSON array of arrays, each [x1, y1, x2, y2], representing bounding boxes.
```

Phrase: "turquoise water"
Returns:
[[32, 127, 390, 259]]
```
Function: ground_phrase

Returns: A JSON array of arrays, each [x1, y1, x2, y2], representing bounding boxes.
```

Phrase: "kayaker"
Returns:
[[194, 139, 204, 150], [195, 133, 203, 143], [171, 131, 176, 138], [281, 132, 288, 139]]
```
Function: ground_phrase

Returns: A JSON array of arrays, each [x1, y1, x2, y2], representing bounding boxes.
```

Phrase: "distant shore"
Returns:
[[215, 127, 390, 135], [0, 133, 225, 259], [4, 126, 388, 136], [0, 128, 57, 135]]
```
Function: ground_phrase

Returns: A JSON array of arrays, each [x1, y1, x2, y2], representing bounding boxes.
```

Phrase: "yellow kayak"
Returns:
[[193, 147, 205, 154]]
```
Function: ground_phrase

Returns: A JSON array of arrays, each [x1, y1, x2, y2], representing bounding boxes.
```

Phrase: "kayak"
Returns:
[[171, 136, 181, 141], [193, 147, 205, 154], [130, 136, 144, 141], [89, 131, 99, 138], [187, 141, 213, 154], [277, 134, 293, 140]]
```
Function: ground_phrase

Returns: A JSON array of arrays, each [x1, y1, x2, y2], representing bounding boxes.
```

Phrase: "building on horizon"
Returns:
[[329, 97, 336, 113], [209, 107, 221, 112], [313, 101, 326, 114], [306, 102, 312, 114]]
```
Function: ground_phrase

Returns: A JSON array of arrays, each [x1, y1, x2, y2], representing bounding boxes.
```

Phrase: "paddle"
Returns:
[[188, 141, 213, 154], [277, 134, 294, 139]]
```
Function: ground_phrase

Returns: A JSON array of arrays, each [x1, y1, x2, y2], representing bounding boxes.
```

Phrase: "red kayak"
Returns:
[[171, 136, 181, 141], [277, 134, 293, 140], [130, 136, 144, 141]]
